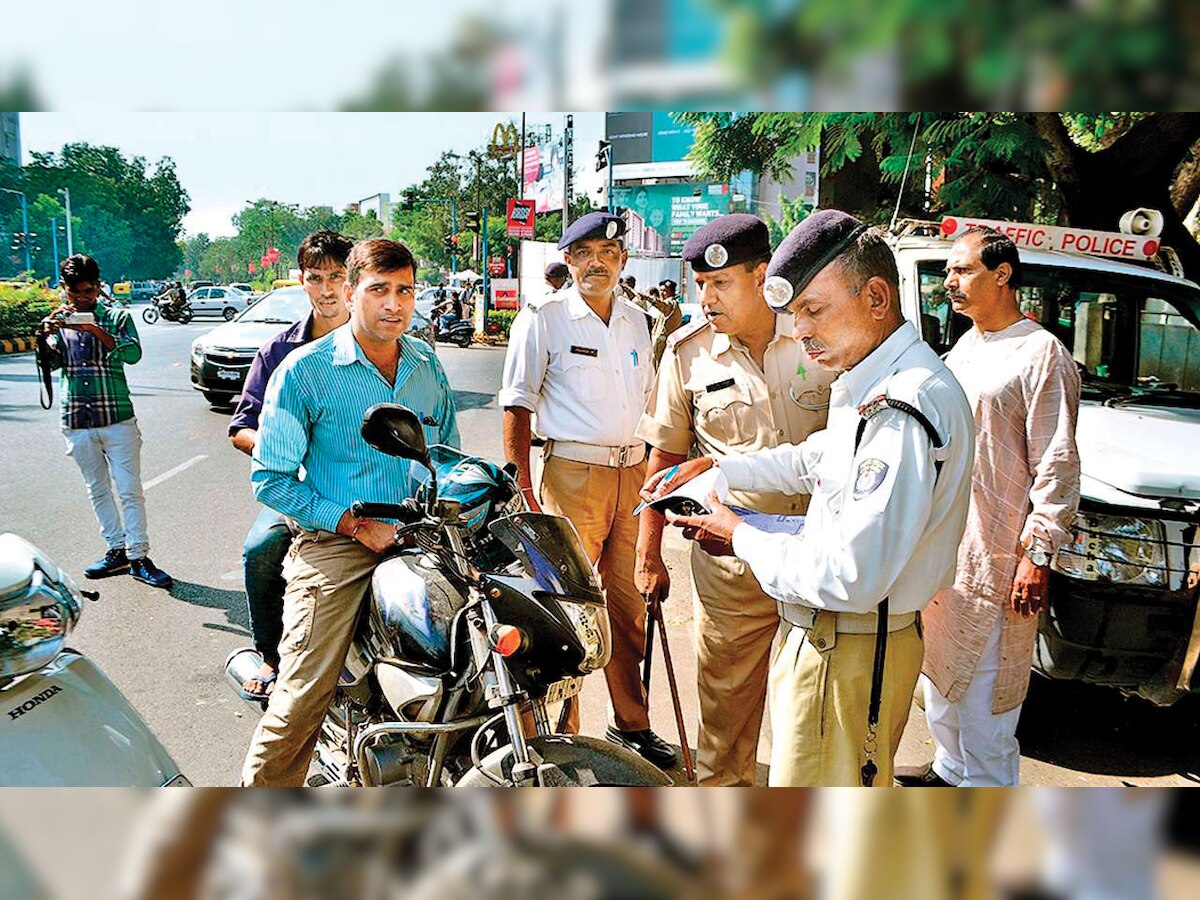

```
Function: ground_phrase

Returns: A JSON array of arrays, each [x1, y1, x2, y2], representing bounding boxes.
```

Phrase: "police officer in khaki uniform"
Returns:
[[645, 211, 975, 786], [500, 211, 677, 769], [634, 214, 833, 785]]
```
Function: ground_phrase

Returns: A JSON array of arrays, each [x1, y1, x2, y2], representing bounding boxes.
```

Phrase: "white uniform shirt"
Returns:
[[499, 286, 653, 446], [723, 322, 975, 616]]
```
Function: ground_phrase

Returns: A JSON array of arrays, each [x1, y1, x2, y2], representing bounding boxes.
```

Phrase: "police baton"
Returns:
[[642, 592, 696, 784]]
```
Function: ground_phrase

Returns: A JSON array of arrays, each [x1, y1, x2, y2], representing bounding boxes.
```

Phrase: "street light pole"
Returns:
[[57, 188, 73, 257], [1, 188, 30, 274], [51, 216, 59, 276]]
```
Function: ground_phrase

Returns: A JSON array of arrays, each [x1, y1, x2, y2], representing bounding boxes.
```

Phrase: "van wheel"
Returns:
[[203, 391, 235, 407], [223, 307, 238, 321]]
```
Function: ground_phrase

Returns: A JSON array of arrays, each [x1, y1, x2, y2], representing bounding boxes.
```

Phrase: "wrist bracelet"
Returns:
[[351, 518, 363, 540]]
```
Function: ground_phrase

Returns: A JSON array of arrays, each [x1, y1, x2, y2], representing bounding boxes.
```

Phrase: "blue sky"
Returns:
[[21, 113, 605, 238]]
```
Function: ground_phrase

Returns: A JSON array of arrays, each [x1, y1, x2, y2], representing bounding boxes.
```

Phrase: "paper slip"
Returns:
[[634, 466, 729, 517], [727, 505, 806, 536]]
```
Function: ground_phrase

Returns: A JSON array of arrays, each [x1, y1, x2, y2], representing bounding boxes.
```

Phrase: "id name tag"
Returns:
[[705, 377, 736, 393], [569, 345, 599, 358]]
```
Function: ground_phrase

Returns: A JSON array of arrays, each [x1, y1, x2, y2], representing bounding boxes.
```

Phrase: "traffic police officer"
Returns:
[[499, 211, 677, 769], [645, 210, 975, 786], [635, 213, 834, 785]]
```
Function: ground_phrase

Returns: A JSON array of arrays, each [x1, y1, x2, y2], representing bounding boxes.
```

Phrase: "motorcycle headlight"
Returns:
[[561, 601, 611, 674], [190, 341, 204, 365], [1053, 513, 1168, 587], [0, 570, 81, 680]]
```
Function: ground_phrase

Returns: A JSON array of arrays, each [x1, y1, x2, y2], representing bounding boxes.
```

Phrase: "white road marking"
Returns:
[[145, 454, 208, 490]]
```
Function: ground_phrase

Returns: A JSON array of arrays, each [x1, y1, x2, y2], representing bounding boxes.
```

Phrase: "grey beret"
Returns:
[[763, 209, 868, 311]]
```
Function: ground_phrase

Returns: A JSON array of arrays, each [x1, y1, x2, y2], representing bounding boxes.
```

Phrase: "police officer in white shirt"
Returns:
[[644, 210, 975, 786], [499, 211, 677, 770]]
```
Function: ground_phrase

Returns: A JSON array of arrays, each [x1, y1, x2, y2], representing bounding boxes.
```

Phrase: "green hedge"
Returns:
[[0, 282, 56, 341], [486, 309, 517, 337]]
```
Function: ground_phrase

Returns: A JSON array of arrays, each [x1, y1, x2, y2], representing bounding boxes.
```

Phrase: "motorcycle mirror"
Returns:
[[361, 404, 430, 463], [361, 403, 439, 511]]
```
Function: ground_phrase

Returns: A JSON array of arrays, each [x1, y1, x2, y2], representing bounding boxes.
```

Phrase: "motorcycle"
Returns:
[[0, 533, 188, 786], [142, 293, 194, 325], [225, 403, 672, 788], [435, 312, 474, 348]]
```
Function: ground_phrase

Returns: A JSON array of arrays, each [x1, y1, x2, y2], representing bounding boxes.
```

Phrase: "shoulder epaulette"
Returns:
[[665, 316, 709, 350]]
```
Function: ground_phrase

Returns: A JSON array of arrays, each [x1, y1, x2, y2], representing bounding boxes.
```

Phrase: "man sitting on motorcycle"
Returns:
[[241, 238, 460, 787]]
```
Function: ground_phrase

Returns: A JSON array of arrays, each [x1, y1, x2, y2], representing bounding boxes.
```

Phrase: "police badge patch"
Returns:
[[853, 459, 889, 499], [704, 243, 728, 268], [605, 221, 618, 239]]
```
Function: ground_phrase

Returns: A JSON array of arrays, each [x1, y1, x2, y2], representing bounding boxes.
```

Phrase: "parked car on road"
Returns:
[[190, 286, 436, 407], [187, 285, 254, 320]]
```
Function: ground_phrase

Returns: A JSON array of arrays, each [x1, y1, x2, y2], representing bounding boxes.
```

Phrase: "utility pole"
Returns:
[[563, 114, 574, 230], [57, 188, 73, 257], [1, 189, 30, 274], [51, 216, 59, 276]]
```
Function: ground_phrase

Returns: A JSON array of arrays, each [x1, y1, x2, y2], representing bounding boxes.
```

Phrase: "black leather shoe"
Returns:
[[605, 726, 678, 770], [129, 557, 173, 589], [84, 548, 129, 579], [893, 761, 954, 787]]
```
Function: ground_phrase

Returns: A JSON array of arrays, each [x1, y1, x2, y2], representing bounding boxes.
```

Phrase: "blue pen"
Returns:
[[660, 464, 680, 492]]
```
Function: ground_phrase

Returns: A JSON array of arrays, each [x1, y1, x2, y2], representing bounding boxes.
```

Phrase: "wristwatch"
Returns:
[[1025, 546, 1052, 568]]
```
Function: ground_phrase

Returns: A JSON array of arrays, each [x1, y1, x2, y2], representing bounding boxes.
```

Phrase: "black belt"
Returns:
[[854, 394, 945, 786]]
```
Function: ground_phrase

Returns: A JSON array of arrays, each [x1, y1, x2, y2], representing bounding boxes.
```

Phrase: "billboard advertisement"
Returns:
[[506, 198, 536, 238], [612, 182, 731, 255], [523, 139, 565, 213], [606, 112, 697, 179]]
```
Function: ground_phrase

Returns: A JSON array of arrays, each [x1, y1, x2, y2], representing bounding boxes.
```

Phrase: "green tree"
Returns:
[[1, 142, 189, 280], [339, 208, 385, 241], [680, 112, 1200, 278]]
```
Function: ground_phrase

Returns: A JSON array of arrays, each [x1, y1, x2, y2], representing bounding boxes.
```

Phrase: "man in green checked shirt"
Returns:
[[38, 254, 173, 588]]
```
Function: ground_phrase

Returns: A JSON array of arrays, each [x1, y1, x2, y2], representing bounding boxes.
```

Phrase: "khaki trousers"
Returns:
[[691, 546, 779, 786], [767, 616, 923, 787], [538, 454, 650, 732], [241, 530, 381, 787]]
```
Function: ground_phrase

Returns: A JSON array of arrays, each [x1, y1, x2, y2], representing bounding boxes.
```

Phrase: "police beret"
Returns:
[[557, 211, 626, 250], [681, 213, 771, 272], [545, 262, 569, 278], [659, 279, 677, 290], [763, 209, 868, 311]]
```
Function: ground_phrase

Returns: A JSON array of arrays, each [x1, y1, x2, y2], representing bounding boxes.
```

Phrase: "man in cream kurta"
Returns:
[[898, 227, 1081, 788]]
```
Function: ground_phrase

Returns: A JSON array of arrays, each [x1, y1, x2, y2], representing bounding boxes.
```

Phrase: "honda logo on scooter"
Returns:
[[8, 684, 63, 721]]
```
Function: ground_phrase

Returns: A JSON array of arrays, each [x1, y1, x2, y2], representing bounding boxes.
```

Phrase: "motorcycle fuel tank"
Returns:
[[369, 554, 467, 673], [0, 650, 185, 786]]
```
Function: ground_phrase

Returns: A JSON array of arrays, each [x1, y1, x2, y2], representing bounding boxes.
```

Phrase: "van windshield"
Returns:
[[918, 263, 1200, 407]]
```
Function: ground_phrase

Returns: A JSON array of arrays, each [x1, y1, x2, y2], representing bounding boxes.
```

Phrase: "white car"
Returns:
[[187, 285, 254, 320]]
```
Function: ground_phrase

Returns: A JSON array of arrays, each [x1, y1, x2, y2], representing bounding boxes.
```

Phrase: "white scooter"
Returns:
[[0, 533, 188, 786]]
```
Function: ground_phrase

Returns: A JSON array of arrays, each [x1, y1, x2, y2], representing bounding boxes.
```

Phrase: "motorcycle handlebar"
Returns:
[[351, 500, 423, 522]]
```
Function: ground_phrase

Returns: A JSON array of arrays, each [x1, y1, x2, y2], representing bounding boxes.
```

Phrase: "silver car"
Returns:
[[187, 285, 254, 320]]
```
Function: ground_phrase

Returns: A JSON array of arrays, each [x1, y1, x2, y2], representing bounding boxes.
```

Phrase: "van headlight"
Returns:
[[190, 341, 204, 365], [1053, 514, 1168, 587]]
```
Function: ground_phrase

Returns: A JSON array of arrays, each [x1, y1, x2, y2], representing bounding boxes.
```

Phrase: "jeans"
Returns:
[[62, 417, 150, 559], [242, 506, 291, 667]]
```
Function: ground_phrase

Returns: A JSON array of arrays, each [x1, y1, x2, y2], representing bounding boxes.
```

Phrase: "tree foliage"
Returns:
[[0, 142, 189, 280], [682, 112, 1200, 277]]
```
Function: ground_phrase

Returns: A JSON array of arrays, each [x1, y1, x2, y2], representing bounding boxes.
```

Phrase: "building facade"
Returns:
[[0, 113, 20, 165]]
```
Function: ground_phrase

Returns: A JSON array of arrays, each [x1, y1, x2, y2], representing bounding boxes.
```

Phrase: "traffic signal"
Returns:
[[463, 211, 481, 232], [443, 236, 456, 253], [596, 140, 611, 172]]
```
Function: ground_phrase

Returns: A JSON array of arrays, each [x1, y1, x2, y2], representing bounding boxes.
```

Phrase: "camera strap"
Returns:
[[34, 331, 55, 410]]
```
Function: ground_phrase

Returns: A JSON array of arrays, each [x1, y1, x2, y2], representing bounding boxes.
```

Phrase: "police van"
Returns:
[[889, 213, 1200, 705]]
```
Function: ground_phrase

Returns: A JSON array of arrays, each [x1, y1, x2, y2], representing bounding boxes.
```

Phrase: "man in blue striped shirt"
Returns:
[[241, 238, 460, 787]]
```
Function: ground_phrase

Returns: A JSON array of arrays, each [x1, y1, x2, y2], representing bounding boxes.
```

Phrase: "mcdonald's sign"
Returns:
[[489, 121, 520, 158]]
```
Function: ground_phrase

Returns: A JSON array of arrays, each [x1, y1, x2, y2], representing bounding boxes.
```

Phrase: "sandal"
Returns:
[[239, 670, 277, 702]]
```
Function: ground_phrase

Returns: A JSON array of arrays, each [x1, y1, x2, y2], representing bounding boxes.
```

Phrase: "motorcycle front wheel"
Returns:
[[456, 734, 673, 787], [142, 306, 159, 324]]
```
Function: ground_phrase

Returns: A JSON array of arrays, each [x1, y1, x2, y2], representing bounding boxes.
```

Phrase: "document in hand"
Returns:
[[633, 466, 730, 517], [726, 505, 806, 536]]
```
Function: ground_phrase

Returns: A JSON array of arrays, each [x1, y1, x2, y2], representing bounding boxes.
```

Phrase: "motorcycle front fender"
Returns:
[[0, 650, 185, 786], [456, 734, 672, 787]]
